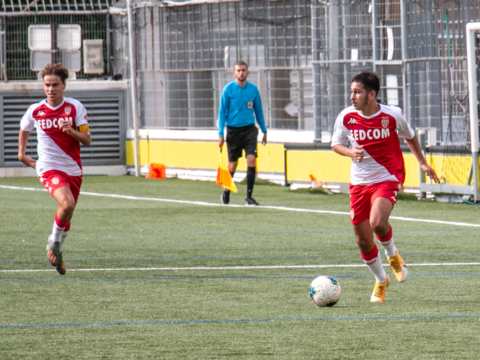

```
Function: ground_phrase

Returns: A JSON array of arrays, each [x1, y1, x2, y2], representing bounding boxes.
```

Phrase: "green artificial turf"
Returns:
[[1, 176, 480, 359]]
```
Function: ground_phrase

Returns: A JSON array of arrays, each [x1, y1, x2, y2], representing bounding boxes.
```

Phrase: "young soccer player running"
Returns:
[[331, 71, 440, 302], [218, 61, 267, 206], [18, 63, 91, 275]]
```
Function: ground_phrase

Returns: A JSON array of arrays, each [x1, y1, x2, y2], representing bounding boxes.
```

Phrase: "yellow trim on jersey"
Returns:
[[77, 124, 90, 133]]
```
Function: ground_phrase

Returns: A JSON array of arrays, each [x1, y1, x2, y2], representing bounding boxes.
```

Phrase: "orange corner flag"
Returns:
[[216, 152, 238, 193], [309, 174, 323, 189], [146, 163, 166, 179]]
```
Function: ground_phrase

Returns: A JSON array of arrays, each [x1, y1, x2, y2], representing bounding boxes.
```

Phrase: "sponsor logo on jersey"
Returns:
[[350, 128, 390, 141], [381, 116, 389, 128], [347, 118, 358, 124], [365, 258, 377, 265], [65, 106, 71, 115], [52, 177, 59, 185], [37, 117, 73, 130], [350, 209, 355, 219], [37, 110, 45, 116]]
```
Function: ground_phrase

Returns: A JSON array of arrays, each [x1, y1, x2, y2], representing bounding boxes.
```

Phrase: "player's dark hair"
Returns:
[[234, 60, 248, 70], [351, 71, 380, 98], [41, 63, 69, 83]]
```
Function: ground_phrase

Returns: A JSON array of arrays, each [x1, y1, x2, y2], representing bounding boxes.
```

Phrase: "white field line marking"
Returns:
[[2, 262, 480, 273], [2, 185, 480, 228]]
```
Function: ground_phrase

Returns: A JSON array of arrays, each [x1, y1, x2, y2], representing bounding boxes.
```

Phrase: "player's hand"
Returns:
[[351, 145, 365, 163], [59, 119, 73, 134], [262, 132, 267, 146], [18, 155, 36, 169], [218, 136, 224, 149], [420, 163, 440, 183]]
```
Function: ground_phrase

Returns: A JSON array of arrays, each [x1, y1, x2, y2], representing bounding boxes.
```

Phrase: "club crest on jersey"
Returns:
[[247, 101, 253, 109], [64, 106, 71, 115], [381, 117, 389, 128]]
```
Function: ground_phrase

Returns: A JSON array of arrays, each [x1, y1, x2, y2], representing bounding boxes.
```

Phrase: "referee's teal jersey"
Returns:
[[217, 81, 267, 137]]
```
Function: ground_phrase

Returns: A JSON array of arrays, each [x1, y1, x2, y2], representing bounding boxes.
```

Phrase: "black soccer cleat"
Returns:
[[221, 189, 230, 205], [245, 197, 259, 206], [56, 255, 66, 276]]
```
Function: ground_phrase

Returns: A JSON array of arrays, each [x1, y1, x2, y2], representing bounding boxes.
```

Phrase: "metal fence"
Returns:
[[311, 0, 377, 141], [311, 0, 480, 145], [112, 0, 313, 130], [404, 0, 480, 145], [113, 0, 479, 138], [404, 0, 480, 187], [2, 0, 480, 141], [0, 0, 111, 81]]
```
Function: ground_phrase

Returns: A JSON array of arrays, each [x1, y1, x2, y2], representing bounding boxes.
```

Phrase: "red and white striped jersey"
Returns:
[[331, 104, 415, 186], [20, 97, 88, 177]]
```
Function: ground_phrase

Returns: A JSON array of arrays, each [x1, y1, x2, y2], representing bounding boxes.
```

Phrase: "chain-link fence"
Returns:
[[2, 0, 479, 141], [0, 0, 111, 81], [311, 0, 375, 141], [404, 0, 480, 186], [112, 0, 313, 130], [404, 0, 478, 143], [310, 0, 480, 145]]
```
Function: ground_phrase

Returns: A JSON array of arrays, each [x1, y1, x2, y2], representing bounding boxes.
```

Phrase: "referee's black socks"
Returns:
[[246, 166, 256, 199]]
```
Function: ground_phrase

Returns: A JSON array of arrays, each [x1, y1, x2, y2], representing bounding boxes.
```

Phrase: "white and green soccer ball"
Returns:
[[309, 275, 341, 307]]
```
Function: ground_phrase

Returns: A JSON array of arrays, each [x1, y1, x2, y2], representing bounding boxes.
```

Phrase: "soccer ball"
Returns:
[[309, 275, 341, 307]]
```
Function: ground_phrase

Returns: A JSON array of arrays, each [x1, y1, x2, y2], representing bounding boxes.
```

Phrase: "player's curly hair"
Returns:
[[41, 63, 69, 83], [351, 71, 380, 98]]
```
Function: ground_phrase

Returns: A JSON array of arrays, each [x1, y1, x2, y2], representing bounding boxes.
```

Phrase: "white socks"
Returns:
[[360, 244, 387, 283], [375, 225, 397, 258]]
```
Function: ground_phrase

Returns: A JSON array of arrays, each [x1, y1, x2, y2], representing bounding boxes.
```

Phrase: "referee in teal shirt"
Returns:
[[218, 61, 267, 206]]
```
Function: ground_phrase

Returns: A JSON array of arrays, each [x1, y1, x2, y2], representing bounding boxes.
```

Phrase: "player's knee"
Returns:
[[354, 235, 370, 249], [370, 220, 388, 235], [246, 156, 256, 167], [59, 199, 75, 214]]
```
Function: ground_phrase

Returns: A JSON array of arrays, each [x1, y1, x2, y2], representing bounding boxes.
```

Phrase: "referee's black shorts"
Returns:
[[226, 124, 259, 163]]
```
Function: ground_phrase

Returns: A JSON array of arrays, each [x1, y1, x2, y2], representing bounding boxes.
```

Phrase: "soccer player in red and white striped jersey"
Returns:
[[331, 71, 439, 302], [18, 63, 91, 275]]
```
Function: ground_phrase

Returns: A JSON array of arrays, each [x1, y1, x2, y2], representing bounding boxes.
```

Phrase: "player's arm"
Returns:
[[261, 132, 267, 146], [332, 144, 365, 163], [404, 135, 440, 183], [331, 112, 364, 162], [253, 88, 267, 146], [18, 129, 36, 169], [218, 88, 229, 148], [60, 120, 91, 146]]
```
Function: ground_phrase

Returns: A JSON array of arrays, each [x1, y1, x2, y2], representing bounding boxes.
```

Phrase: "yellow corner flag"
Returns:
[[216, 151, 238, 193]]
